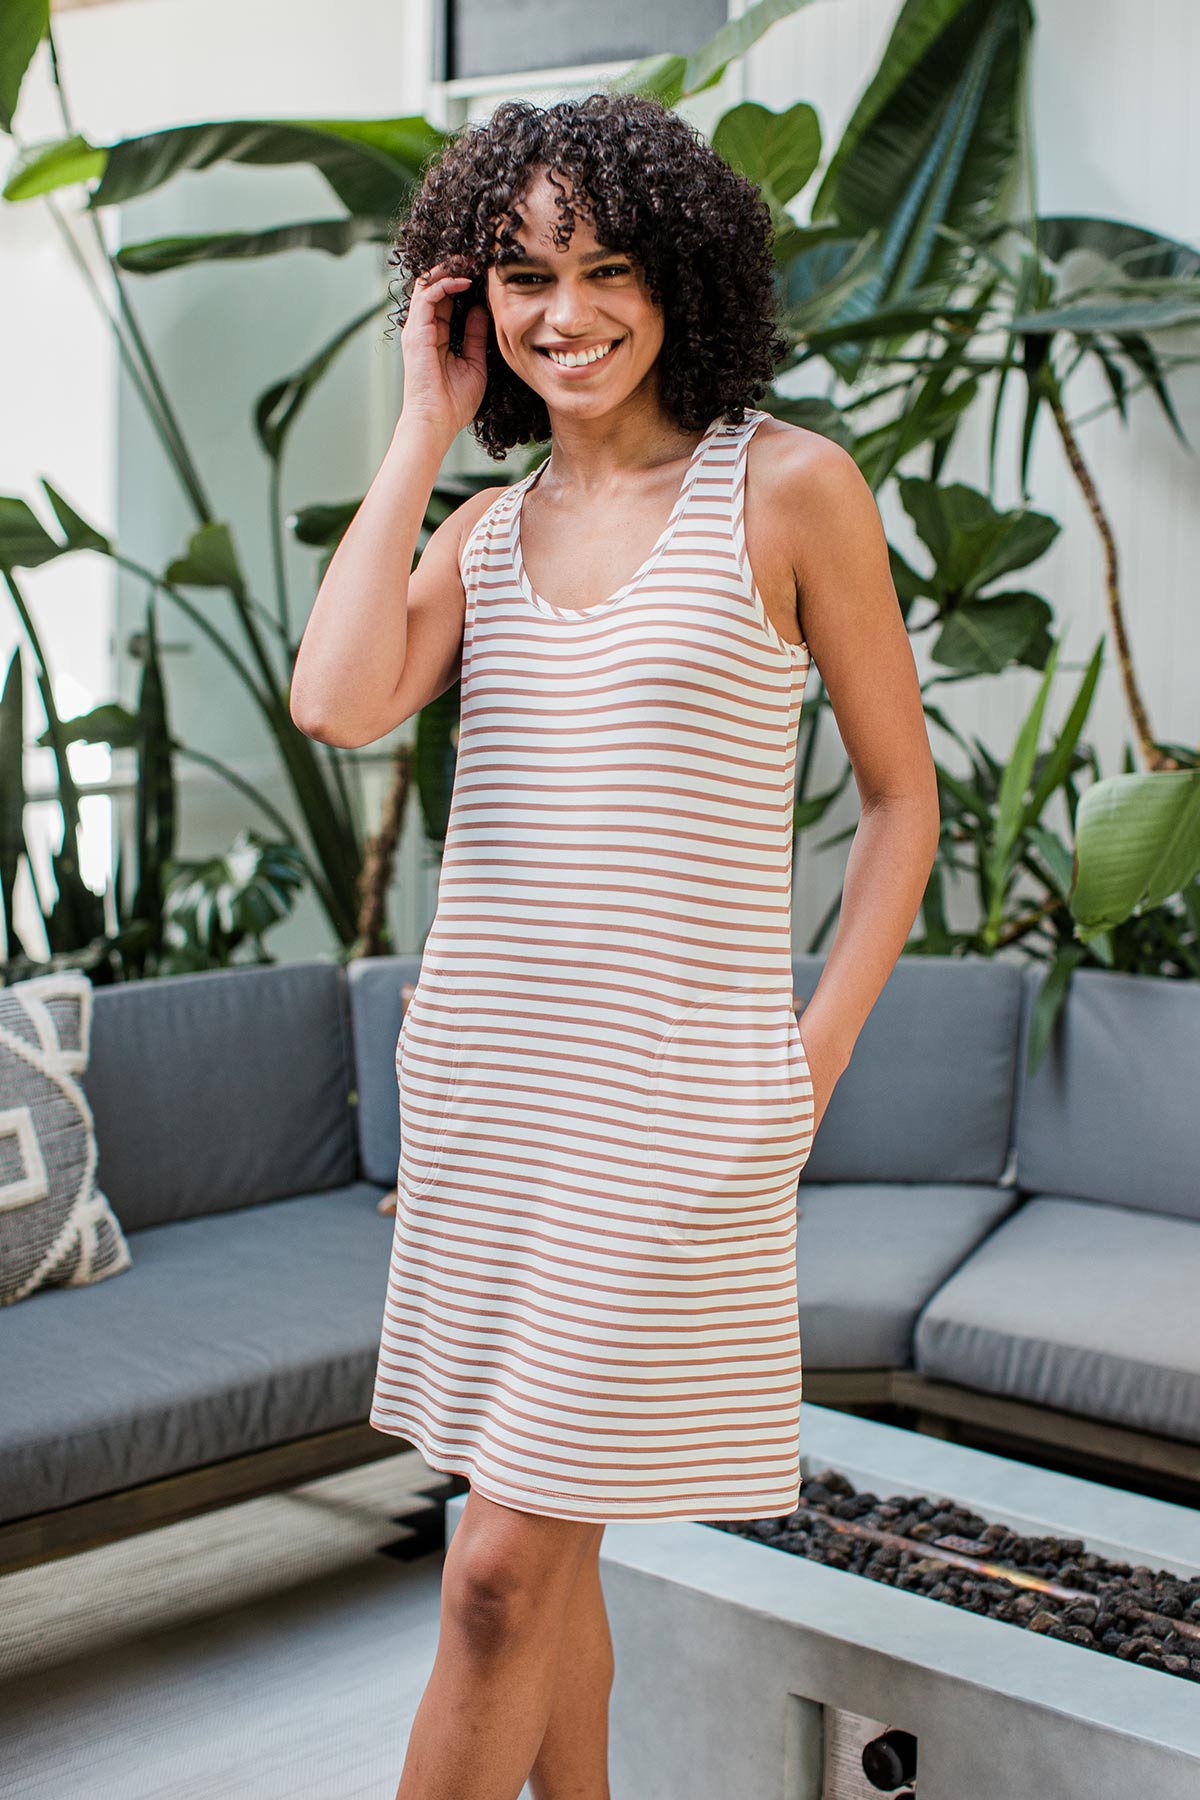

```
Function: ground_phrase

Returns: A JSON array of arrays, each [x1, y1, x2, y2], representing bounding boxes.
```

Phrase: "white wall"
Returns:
[[4, 0, 1197, 964]]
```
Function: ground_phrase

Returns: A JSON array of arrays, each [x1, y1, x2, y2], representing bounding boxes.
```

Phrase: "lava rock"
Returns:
[[715, 1469, 1198, 1687]]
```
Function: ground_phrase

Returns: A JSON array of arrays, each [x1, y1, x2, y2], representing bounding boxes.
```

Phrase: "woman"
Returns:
[[291, 90, 938, 1800]]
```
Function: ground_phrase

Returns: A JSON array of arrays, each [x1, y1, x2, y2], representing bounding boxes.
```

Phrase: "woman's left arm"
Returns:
[[767, 428, 942, 1126]]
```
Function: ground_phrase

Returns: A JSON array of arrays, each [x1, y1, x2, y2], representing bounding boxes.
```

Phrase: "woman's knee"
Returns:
[[443, 1499, 600, 1649]]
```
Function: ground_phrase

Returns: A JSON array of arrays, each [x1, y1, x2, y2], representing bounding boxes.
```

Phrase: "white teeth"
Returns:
[[545, 340, 617, 368]]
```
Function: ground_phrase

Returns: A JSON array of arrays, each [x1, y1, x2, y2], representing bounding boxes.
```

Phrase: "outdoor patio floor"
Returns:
[[0, 1452, 535, 1800]]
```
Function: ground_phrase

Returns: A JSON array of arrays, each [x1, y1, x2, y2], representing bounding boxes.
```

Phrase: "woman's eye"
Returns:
[[504, 265, 630, 285]]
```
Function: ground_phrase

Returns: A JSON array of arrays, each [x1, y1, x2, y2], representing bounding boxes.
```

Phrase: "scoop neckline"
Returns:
[[511, 414, 727, 619]]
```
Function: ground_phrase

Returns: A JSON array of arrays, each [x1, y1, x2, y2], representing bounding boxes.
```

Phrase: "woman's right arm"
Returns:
[[288, 263, 494, 747]]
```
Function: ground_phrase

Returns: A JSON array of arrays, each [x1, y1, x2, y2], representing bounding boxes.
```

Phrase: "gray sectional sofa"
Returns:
[[1, 952, 1195, 1573]]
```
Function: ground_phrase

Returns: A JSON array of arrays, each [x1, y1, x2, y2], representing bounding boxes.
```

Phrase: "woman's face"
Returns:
[[485, 165, 664, 419]]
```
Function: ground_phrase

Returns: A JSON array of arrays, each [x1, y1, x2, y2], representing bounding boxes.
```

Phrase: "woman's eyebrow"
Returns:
[[502, 247, 627, 267]]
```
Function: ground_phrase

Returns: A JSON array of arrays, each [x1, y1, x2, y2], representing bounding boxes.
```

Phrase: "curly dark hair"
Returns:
[[384, 90, 788, 460]]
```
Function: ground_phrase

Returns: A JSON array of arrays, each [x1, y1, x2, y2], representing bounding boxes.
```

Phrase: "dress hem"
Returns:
[[368, 1407, 802, 1526]]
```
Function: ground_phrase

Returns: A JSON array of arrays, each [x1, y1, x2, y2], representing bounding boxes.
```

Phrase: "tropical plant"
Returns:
[[157, 829, 309, 972], [0, 594, 307, 980], [694, 0, 1200, 1003], [925, 638, 1198, 1067], [888, 476, 1057, 674], [2, 0, 1197, 1008]]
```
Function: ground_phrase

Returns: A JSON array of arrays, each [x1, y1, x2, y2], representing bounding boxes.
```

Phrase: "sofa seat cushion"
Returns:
[[914, 1195, 1200, 1444], [795, 1182, 1019, 1369], [0, 1184, 397, 1522]]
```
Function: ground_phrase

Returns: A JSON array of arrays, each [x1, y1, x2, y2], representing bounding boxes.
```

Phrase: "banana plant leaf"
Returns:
[[0, 0, 48, 135], [760, 392, 856, 450], [0, 495, 63, 570], [255, 298, 388, 462], [3, 115, 445, 222], [0, 648, 33, 961], [115, 216, 390, 276], [808, 0, 1031, 373], [128, 597, 176, 971], [613, 0, 832, 106], [1034, 215, 1200, 284], [987, 215, 1200, 481], [1072, 770, 1200, 939], [413, 680, 461, 846]]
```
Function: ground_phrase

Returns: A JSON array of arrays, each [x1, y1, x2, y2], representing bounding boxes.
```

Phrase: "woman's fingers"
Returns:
[[413, 267, 474, 303]]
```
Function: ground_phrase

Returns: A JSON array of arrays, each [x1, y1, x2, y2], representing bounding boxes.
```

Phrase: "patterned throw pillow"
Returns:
[[0, 969, 131, 1305]]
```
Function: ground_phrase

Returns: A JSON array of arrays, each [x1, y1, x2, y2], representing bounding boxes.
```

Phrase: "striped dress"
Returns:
[[369, 407, 815, 1522]]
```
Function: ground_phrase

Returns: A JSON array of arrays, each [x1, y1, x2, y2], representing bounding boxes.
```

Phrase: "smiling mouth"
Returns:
[[536, 338, 623, 370]]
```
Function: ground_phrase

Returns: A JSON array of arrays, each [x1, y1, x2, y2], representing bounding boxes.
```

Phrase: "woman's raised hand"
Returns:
[[398, 262, 490, 445]]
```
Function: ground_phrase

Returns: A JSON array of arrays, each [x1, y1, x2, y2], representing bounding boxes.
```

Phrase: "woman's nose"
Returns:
[[544, 279, 595, 332]]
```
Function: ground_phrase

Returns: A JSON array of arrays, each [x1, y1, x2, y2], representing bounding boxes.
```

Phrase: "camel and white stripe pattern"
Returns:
[[370, 408, 816, 1521]]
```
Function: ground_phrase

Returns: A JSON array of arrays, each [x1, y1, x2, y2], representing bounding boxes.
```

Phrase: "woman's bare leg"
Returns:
[[527, 1528, 613, 1800], [394, 1488, 605, 1800]]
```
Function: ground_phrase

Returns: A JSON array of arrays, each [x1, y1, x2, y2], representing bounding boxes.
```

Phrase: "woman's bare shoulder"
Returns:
[[454, 480, 517, 539], [749, 413, 865, 502], [744, 414, 877, 554]]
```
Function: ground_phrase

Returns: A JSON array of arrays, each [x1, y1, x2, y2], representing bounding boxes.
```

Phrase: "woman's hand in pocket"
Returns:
[[798, 1009, 845, 1135]]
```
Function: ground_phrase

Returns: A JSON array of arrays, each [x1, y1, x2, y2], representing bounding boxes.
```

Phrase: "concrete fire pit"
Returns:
[[446, 1405, 1200, 1800]]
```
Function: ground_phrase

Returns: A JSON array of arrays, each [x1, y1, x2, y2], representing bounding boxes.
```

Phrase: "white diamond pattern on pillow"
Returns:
[[0, 970, 131, 1305]]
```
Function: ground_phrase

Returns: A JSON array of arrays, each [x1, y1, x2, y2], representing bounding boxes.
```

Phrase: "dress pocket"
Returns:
[[395, 963, 461, 1198], [648, 986, 816, 1250]]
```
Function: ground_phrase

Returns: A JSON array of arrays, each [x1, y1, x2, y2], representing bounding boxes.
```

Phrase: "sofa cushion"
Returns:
[[0, 1183, 399, 1521], [0, 971, 131, 1305], [1014, 967, 1200, 1221], [79, 960, 358, 1231], [346, 954, 423, 1187], [793, 953, 1023, 1185], [913, 1195, 1200, 1444], [795, 1182, 1019, 1368]]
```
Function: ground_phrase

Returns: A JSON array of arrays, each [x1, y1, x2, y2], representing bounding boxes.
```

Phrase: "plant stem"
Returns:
[[268, 459, 291, 642], [3, 571, 82, 840], [171, 743, 342, 924], [34, 21, 362, 945], [356, 742, 412, 955], [2, 569, 92, 941], [111, 555, 274, 707], [43, 26, 213, 520], [1045, 384, 1177, 771]]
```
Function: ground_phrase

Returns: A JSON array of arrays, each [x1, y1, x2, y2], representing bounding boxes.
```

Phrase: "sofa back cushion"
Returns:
[[349, 952, 1024, 1193], [1014, 966, 1198, 1220], [346, 954, 423, 1187], [80, 960, 357, 1230], [795, 952, 1023, 1185]]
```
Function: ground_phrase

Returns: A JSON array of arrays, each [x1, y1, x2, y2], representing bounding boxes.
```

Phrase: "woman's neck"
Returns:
[[540, 390, 703, 494]]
